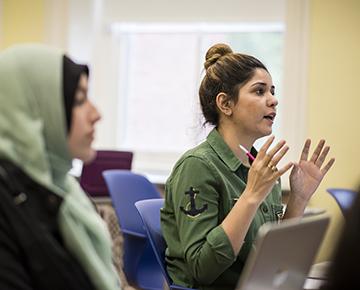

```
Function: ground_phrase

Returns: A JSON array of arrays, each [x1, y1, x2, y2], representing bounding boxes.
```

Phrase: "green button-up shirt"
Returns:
[[161, 128, 283, 290]]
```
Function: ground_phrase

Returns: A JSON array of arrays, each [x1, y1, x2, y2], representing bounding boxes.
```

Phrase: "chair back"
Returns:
[[80, 150, 133, 197], [135, 198, 171, 284], [103, 170, 161, 233], [327, 188, 358, 214], [103, 170, 163, 289], [135, 199, 196, 290]]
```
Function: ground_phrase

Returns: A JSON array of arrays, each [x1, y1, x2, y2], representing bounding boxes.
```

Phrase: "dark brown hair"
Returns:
[[63, 55, 89, 132], [199, 43, 268, 126]]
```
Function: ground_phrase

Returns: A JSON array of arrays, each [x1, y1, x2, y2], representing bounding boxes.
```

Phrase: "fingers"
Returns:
[[315, 146, 330, 167], [306, 139, 334, 173], [267, 140, 286, 161], [259, 137, 287, 164], [257, 136, 275, 158], [300, 139, 311, 161], [275, 162, 293, 177], [310, 139, 325, 163], [269, 144, 289, 167], [321, 158, 335, 175], [256, 137, 289, 175], [268, 147, 292, 177]]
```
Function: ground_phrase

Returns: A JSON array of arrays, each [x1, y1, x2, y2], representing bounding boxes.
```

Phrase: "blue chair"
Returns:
[[103, 170, 163, 290], [135, 198, 196, 290], [327, 188, 358, 215]]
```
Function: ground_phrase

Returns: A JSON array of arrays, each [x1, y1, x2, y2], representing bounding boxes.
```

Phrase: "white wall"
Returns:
[[104, 0, 285, 22], [44, 0, 68, 49]]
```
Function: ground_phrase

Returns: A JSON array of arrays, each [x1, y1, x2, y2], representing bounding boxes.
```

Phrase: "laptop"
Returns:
[[236, 215, 330, 290]]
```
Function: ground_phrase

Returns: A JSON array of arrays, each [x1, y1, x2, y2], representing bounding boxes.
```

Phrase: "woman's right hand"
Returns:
[[243, 136, 293, 204]]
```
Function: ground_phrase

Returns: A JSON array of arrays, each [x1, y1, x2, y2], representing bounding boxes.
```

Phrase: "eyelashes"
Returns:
[[255, 88, 265, 96], [254, 87, 275, 96]]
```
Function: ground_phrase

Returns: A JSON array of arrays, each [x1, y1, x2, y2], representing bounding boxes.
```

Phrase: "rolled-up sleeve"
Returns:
[[169, 156, 236, 284]]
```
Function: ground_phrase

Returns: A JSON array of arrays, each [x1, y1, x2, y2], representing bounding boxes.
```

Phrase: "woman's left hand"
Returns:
[[289, 139, 335, 203]]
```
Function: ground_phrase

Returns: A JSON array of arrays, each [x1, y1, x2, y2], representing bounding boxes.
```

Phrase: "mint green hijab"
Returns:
[[0, 44, 122, 290]]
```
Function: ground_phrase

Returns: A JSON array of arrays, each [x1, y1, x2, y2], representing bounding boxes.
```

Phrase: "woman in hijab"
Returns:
[[0, 44, 122, 290]]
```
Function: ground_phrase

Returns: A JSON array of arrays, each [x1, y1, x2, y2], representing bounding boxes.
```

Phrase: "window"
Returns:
[[111, 22, 284, 178]]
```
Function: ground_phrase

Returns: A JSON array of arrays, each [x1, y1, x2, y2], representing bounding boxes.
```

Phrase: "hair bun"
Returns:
[[204, 43, 233, 69]]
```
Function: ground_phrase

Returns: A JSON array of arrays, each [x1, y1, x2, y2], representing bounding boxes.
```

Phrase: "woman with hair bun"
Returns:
[[161, 43, 335, 290]]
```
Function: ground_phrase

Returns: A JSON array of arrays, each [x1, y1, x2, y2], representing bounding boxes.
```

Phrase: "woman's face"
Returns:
[[230, 68, 278, 139], [67, 73, 101, 163]]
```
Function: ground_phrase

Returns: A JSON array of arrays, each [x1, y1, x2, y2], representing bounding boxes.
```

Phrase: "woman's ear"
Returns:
[[215, 92, 233, 116]]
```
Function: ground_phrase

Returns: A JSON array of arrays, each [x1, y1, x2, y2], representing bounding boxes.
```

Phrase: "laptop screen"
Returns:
[[235, 215, 330, 290]]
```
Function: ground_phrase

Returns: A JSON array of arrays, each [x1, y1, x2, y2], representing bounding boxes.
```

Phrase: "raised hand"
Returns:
[[289, 139, 335, 202], [244, 136, 293, 204]]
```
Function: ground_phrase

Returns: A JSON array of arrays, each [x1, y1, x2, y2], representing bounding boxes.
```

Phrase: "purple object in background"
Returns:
[[80, 150, 133, 197]]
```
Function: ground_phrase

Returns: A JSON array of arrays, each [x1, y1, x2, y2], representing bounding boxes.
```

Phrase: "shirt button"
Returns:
[[262, 204, 269, 213]]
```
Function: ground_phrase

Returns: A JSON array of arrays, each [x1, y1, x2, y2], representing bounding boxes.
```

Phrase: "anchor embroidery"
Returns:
[[180, 187, 208, 217]]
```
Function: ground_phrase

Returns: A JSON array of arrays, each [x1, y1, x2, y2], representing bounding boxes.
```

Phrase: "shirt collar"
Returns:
[[206, 128, 240, 172], [206, 128, 258, 172]]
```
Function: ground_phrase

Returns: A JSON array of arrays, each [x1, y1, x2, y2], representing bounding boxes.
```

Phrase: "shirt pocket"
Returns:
[[271, 203, 284, 223]]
